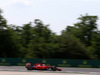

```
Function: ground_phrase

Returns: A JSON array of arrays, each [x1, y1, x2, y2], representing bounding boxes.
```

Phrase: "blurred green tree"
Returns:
[[0, 9, 23, 57]]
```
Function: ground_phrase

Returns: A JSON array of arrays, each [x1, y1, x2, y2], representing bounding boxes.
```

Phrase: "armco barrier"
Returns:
[[0, 58, 100, 68]]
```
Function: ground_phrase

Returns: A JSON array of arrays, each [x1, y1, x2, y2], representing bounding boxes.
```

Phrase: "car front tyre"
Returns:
[[51, 66, 57, 71]]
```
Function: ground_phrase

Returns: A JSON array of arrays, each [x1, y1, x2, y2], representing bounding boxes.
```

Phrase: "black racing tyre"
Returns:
[[27, 67, 32, 70], [51, 66, 57, 71]]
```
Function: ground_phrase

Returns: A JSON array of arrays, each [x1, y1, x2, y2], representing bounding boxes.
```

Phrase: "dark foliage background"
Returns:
[[0, 9, 100, 60]]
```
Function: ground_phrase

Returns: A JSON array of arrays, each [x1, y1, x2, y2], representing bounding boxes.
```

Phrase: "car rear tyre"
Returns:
[[27, 67, 32, 70]]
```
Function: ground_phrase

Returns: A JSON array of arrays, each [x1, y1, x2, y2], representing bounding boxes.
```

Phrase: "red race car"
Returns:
[[25, 63, 62, 71]]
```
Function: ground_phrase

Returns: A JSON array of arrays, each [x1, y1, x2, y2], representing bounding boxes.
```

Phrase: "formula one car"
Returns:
[[25, 63, 62, 71]]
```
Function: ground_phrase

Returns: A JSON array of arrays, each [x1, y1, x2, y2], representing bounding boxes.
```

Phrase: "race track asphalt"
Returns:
[[0, 71, 93, 75], [62, 67, 100, 72], [0, 66, 100, 73]]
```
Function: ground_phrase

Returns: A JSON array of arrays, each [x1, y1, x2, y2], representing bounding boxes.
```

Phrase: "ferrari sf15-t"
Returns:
[[25, 63, 62, 71]]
